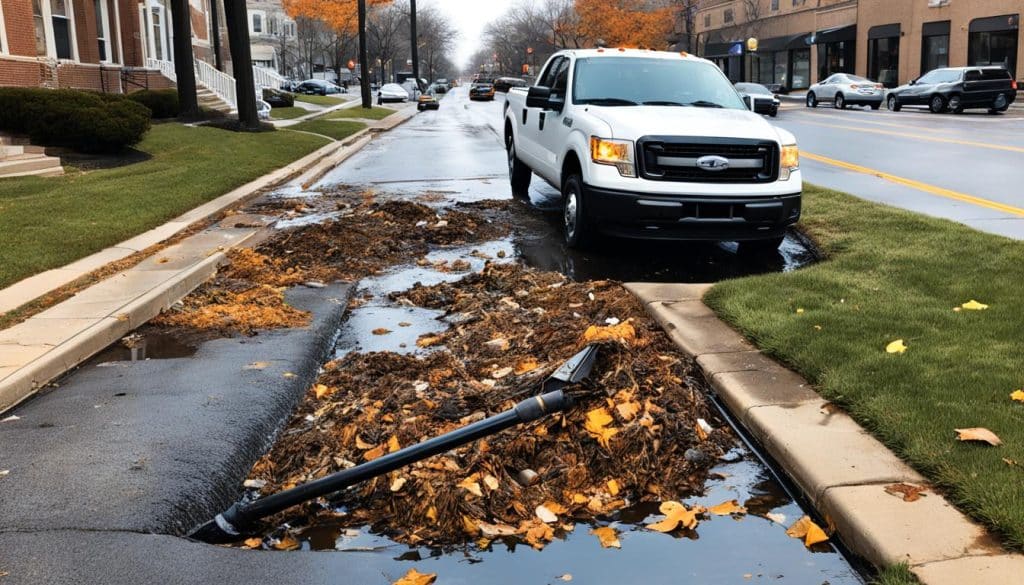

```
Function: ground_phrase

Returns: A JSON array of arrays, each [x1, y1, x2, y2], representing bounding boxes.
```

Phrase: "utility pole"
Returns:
[[223, 0, 260, 129], [169, 0, 200, 120], [359, 0, 372, 108], [410, 0, 421, 93]]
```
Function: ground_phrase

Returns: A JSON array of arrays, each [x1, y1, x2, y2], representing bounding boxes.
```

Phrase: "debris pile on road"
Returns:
[[249, 263, 733, 548]]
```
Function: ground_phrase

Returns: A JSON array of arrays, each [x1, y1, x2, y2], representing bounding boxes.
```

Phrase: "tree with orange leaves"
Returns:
[[284, 0, 361, 33], [574, 0, 673, 49]]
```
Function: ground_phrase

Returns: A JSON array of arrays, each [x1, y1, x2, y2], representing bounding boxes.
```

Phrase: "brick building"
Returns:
[[0, 0, 224, 92], [688, 0, 1021, 91]]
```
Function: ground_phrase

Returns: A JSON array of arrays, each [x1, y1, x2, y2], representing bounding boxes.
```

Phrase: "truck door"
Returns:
[[518, 56, 566, 173], [535, 56, 572, 185]]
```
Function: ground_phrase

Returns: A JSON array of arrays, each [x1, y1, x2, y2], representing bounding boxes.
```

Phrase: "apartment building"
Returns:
[[690, 0, 1020, 91], [246, 0, 296, 77], [0, 0, 221, 92]]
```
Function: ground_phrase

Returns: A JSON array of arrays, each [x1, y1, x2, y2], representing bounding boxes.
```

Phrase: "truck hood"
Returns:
[[588, 106, 793, 144]]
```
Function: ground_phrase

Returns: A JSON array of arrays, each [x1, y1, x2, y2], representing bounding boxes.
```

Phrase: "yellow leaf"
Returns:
[[583, 322, 636, 344], [483, 474, 499, 490], [355, 436, 375, 450], [955, 427, 1002, 446], [313, 384, 335, 399], [522, 521, 555, 549], [572, 493, 589, 504], [647, 501, 699, 533], [1011, 390, 1024, 403], [590, 526, 621, 548], [961, 300, 989, 311], [694, 421, 708, 442], [416, 335, 444, 348], [615, 401, 641, 421], [372, 328, 392, 335], [390, 477, 407, 492], [786, 516, 829, 547], [462, 515, 480, 535], [584, 407, 619, 448], [363, 444, 386, 461], [558, 574, 573, 582], [796, 308, 804, 314], [607, 479, 620, 496], [707, 499, 746, 516], [458, 476, 483, 497], [885, 339, 908, 354], [244, 361, 270, 370], [388, 435, 401, 453], [273, 535, 300, 550], [515, 357, 540, 374], [243, 537, 263, 549], [426, 506, 438, 523], [392, 568, 437, 585], [543, 501, 569, 514]]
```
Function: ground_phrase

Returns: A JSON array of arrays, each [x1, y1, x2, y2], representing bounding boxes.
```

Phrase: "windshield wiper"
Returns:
[[683, 100, 725, 108], [642, 100, 685, 106], [577, 98, 638, 106]]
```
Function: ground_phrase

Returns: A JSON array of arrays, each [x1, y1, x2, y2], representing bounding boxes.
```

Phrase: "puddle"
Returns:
[[91, 331, 197, 364], [333, 305, 445, 357]]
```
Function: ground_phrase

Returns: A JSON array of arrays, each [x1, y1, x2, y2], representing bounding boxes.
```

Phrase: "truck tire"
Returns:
[[506, 135, 531, 198], [562, 174, 594, 249], [738, 236, 785, 255]]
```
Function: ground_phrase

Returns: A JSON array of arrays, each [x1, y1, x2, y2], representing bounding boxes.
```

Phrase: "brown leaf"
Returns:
[[786, 516, 829, 547], [582, 322, 636, 344], [461, 515, 480, 536], [707, 499, 746, 516], [514, 357, 540, 374], [392, 568, 437, 585], [363, 444, 386, 461], [955, 427, 1002, 446], [244, 361, 271, 370], [355, 436, 375, 450], [584, 407, 619, 449], [884, 483, 928, 502], [647, 501, 699, 533], [483, 474, 499, 490], [390, 477, 407, 492], [242, 537, 263, 549], [478, 521, 518, 537], [416, 335, 445, 348], [590, 526, 621, 548], [313, 384, 335, 399], [458, 476, 483, 497], [372, 328, 392, 335], [273, 534, 300, 550], [388, 435, 401, 453], [615, 401, 641, 422]]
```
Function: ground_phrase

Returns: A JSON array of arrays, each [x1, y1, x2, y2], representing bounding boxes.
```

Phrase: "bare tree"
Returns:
[[368, 3, 406, 84]]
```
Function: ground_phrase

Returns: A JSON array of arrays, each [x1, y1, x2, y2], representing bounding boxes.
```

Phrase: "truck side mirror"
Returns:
[[742, 94, 754, 110], [527, 86, 562, 111]]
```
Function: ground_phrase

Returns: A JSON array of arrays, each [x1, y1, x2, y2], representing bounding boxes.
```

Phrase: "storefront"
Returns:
[[815, 25, 856, 82], [702, 40, 744, 83], [968, 14, 1019, 78], [749, 33, 809, 91], [921, 20, 950, 74], [867, 23, 900, 87]]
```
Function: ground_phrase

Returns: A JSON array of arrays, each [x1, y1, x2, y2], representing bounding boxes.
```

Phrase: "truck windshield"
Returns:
[[573, 57, 746, 110]]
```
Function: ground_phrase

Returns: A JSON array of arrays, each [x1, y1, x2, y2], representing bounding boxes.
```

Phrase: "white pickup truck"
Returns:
[[504, 49, 801, 251]]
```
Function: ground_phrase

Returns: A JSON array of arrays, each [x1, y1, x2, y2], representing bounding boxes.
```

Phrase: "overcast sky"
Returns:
[[421, 0, 509, 69]]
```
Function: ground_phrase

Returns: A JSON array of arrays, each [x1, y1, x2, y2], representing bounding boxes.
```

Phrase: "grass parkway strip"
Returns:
[[704, 185, 1024, 550]]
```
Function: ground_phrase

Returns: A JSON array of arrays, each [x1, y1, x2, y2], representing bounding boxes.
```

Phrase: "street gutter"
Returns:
[[625, 282, 1024, 585]]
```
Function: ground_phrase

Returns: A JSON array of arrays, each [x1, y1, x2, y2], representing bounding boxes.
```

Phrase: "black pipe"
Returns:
[[190, 390, 569, 543]]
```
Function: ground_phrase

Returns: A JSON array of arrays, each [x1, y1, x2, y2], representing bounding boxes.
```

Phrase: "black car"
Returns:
[[493, 77, 529, 92], [295, 79, 345, 96], [734, 82, 780, 117], [887, 66, 1017, 114], [262, 87, 294, 108]]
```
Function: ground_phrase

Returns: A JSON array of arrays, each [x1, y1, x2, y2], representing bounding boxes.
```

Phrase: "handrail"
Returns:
[[193, 58, 237, 110], [145, 58, 177, 82], [253, 66, 285, 90]]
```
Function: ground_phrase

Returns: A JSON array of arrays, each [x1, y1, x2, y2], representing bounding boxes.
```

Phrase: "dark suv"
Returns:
[[886, 66, 1017, 114]]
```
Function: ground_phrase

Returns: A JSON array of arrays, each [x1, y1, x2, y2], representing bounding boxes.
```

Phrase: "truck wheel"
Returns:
[[506, 135, 531, 198], [738, 236, 784, 255], [562, 174, 593, 249]]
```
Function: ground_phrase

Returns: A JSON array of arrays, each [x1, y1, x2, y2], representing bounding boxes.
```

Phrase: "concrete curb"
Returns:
[[625, 282, 1024, 585]]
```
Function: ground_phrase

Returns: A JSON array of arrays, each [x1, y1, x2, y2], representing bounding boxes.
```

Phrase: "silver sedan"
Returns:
[[805, 74, 884, 110]]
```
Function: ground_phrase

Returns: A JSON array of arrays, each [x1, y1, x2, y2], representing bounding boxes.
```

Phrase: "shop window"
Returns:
[[817, 40, 855, 81], [724, 9, 733, 24], [790, 48, 810, 89], [969, 30, 1018, 78], [704, 14, 710, 28], [771, 0, 779, 10], [921, 34, 948, 73], [868, 36, 899, 87]]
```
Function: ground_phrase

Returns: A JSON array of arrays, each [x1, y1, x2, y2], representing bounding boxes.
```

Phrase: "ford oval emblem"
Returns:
[[697, 155, 730, 171]]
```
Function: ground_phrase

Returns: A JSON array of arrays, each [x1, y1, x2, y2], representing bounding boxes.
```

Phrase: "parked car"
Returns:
[[805, 74, 884, 109], [734, 82, 780, 117], [434, 78, 450, 93], [417, 93, 440, 111], [887, 66, 1018, 114], [494, 77, 529, 92], [262, 87, 294, 108], [504, 49, 800, 252], [378, 83, 409, 103], [469, 82, 496, 101], [296, 79, 345, 96], [280, 79, 300, 92]]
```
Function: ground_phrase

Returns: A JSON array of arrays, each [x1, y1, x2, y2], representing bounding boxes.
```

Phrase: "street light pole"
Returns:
[[358, 0, 372, 108], [410, 0, 421, 93]]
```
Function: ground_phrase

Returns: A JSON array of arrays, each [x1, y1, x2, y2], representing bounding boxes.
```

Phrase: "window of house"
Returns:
[[0, 0, 8, 54], [771, 0, 779, 10], [252, 13, 262, 34], [268, 17, 277, 35], [723, 9, 733, 24], [151, 6, 164, 60], [50, 0, 72, 59], [703, 14, 710, 28], [32, 0, 49, 55], [94, 0, 111, 61]]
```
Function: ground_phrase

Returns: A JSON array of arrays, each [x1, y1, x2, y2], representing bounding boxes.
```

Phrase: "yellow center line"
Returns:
[[795, 119, 1024, 154], [802, 151, 1024, 217], [793, 109, 965, 135]]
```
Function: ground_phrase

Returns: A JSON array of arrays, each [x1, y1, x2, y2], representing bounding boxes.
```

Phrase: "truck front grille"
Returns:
[[638, 137, 779, 183]]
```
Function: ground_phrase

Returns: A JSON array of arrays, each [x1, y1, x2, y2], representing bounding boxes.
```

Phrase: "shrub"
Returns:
[[128, 89, 180, 118], [0, 88, 150, 153], [263, 87, 295, 107]]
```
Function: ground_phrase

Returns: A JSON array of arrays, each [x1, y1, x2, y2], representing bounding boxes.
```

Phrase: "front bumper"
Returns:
[[584, 184, 801, 241]]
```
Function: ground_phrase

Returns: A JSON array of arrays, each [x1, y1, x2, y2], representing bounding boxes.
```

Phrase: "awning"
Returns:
[[969, 14, 1019, 33], [814, 24, 856, 44], [702, 41, 743, 59], [868, 24, 900, 40], [922, 20, 950, 36], [250, 45, 276, 62], [757, 32, 811, 52]]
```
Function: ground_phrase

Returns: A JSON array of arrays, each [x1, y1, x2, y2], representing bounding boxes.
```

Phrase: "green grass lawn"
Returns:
[[705, 185, 1024, 549], [872, 565, 920, 585], [293, 94, 348, 106], [269, 106, 309, 120], [324, 106, 395, 120], [0, 124, 328, 291], [286, 120, 366, 141]]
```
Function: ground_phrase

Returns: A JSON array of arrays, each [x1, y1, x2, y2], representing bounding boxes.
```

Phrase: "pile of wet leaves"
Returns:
[[248, 263, 734, 549]]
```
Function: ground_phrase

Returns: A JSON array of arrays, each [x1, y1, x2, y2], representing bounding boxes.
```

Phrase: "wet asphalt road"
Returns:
[[773, 101, 1024, 239]]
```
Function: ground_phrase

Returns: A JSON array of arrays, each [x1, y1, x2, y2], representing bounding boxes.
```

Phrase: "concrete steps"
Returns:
[[0, 136, 63, 178], [196, 87, 234, 114]]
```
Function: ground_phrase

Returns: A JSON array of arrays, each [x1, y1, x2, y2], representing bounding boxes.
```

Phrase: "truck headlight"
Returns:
[[590, 136, 636, 178], [780, 144, 799, 181]]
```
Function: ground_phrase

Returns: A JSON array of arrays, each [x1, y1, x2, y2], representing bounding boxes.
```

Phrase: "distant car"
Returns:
[[469, 82, 495, 101], [806, 74, 883, 110], [417, 93, 440, 111], [886, 66, 1017, 114], [280, 79, 300, 92], [296, 79, 344, 96], [434, 78, 450, 93], [378, 83, 409, 103], [494, 77, 529, 92], [734, 82, 780, 117]]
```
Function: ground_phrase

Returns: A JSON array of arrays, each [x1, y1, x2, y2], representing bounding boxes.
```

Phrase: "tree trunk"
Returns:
[[223, 0, 260, 130], [358, 0, 372, 108], [210, 0, 223, 70], [170, 0, 200, 120], [410, 0, 421, 93]]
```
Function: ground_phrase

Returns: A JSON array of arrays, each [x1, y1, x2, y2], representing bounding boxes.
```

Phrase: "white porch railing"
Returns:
[[253, 66, 285, 90], [145, 58, 177, 82], [194, 58, 238, 110]]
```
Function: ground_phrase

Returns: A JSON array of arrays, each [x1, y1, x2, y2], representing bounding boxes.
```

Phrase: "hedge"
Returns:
[[128, 89, 180, 119], [0, 88, 151, 153]]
